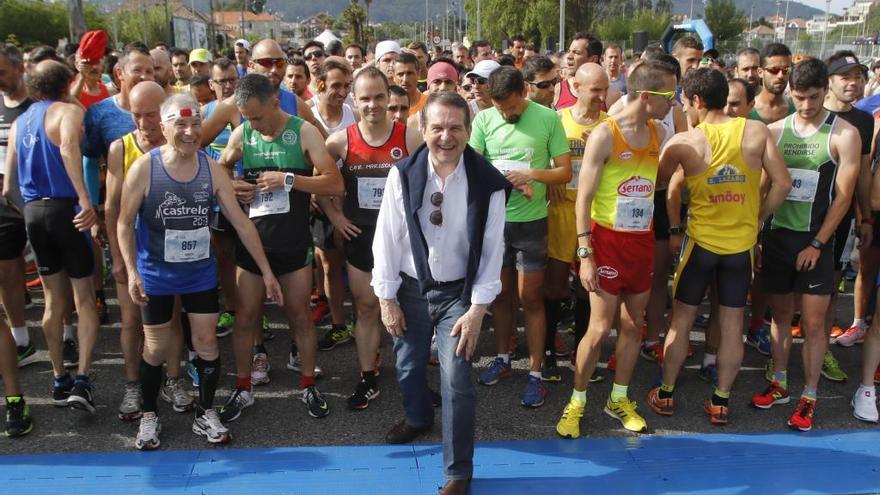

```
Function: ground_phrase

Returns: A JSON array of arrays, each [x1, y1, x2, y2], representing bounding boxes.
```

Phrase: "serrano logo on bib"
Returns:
[[390, 147, 403, 160], [618, 151, 633, 160], [281, 129, 297, 145], [617, 176, 654, 197], [597, 266, 619, 279]]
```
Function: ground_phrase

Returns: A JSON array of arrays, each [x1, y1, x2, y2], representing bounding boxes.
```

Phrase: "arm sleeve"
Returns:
[[470, 188, 507, 305]]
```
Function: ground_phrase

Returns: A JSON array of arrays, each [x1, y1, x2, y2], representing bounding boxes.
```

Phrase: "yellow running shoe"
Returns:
[[604, 397, 648, 433], [556, 399, 585, 439]]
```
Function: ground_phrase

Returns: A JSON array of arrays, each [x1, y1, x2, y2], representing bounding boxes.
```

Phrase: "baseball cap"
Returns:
[[428, 61, 459, 85], [77, 30, 107, 64], [466, 60, 500, 79], [189, 48, 213, 64], [375, 40, 401, 62], [828, 54, 867, 75], [234, 39, 251, 52]]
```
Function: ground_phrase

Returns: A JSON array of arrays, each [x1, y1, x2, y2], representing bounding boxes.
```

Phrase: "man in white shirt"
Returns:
[[372, 92, 510, 495]]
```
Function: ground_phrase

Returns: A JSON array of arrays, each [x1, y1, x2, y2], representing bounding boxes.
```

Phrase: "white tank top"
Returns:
[[313, 103, 357, 135]]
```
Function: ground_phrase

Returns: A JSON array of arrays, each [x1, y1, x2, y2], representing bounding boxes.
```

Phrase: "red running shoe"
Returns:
[[787, 397, 816, 432]]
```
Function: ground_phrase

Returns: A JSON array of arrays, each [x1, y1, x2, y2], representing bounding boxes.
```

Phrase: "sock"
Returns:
[[139, 360, 163, 413], [236, 376, 252, 392], [5, 395, 22, 404], [497, 353, 510, 364], [195, 356, 221, 410], [95, 289, 105, 302], [852, 318, 866, 330], [75, 374, 90, 385], [300, 374, 316, 388], [571, 389, 586, 404], [53, 372, 71, 387], [544, 298, 562, 353], [11, 326, 28, 347], [361, 370, 376, 386], [529, 370, 542, 380], [801, 387, 817, 402], [702, 353, 717, 368], [712, 388, 730, 407], [659, 382, 675, 399], [858, 384, 876, 396], [253, 343, 267, 355], [63, 324, 75, 341], [773, 370, 788, 389], [610, 383, 628, 402], [574, 296, 590, 346]]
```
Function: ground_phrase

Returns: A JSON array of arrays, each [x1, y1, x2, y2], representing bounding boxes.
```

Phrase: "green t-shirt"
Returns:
[[469, 100, 570, 222]]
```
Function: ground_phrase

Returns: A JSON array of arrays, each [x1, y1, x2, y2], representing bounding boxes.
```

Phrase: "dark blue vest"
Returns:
[[396, 143, 511, 305]]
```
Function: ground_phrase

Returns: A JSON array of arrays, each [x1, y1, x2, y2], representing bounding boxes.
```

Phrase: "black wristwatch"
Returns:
[[809, 238, 824, 250], [668, 226, 682, 235]]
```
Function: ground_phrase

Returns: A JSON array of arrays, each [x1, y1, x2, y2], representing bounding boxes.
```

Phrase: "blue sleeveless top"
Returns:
[[135, 148, 217, 295], [279, 89, 298, 116], [15, 100, 77, 203]]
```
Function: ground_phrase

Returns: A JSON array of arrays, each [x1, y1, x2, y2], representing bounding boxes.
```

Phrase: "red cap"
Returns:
[[77, 30, 107, 64], [428, 62, 459, 86]]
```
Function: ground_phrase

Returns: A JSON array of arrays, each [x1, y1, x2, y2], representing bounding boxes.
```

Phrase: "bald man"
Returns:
[[149, 48, 175, 96], [105, 81, 194, 421], [544, 64, 610, 381]]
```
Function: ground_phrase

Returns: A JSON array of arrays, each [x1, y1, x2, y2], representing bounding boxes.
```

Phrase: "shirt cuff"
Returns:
[[371, 276, 403, 300], [470, 281, 501, 306]]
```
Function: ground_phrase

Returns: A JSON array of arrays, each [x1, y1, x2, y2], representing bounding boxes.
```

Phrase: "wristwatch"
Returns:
[[668, 225, 682, 235], [576, 246, 593, 259], [284, 173, 295, 192], [809, 238, 824, 250]]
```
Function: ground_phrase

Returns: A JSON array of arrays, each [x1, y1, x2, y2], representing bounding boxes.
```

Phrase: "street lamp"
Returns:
[[821, 0, 831, 58]]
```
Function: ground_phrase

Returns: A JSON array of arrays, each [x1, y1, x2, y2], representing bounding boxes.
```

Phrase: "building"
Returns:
[[214, 10, 282, 40]]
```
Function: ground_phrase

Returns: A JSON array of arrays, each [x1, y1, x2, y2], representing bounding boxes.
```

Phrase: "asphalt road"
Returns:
[[1, 279, 876, 456]]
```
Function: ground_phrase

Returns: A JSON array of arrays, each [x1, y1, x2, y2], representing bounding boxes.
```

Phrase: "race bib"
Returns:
[[249, 188, 290, 218], [357, 177, 387, 210], [492, 159, 529, 175], [164, 227, 210, 263], [786, 169, 820, 202], [614, 197, 653, 231], [567, 160, 581, 190]]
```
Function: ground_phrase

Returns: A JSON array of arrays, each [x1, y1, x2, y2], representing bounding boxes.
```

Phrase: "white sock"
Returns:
[[497, 353, 510, 364], [11, 327, 28, 347], [702, 353, 717, 368], [63, 324, 75, 341], [852, 319, 866, 330], [529, 370, 542, 379], [188, 350, 198, 361]]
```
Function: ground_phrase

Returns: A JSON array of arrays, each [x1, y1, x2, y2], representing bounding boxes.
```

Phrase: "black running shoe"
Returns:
[[219, 388, 254, 422], [302, 386, 330, 418], [542, 355, 562, 382], [68, 380, 96, 414], [62, 339, 78, 369], [17, 344, 38, 368], [52, 375, 74, 406], [5, 397, 32, 437], [347, 380, 380, 410]]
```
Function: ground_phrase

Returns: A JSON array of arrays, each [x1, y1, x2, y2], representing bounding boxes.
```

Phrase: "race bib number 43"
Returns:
[[786, 168, 820, 202], [249, 187, 290, 218], [164, 227, 210, 263], [357, 177, 387, 210]]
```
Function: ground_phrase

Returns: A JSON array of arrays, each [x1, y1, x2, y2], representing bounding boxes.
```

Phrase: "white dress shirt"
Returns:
[[371, 152, 506, 305]]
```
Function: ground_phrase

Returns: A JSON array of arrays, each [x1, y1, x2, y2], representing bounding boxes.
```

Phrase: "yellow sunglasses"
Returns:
[[636, 90, 676, 101]]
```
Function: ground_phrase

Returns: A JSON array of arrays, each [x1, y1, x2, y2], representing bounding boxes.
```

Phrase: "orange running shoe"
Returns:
[[647, 386, 674, 416], [787, 397, 816, 432], [704, 399, 729, 425], [830, 325, 845, 338], [25, 277, 42, 290]]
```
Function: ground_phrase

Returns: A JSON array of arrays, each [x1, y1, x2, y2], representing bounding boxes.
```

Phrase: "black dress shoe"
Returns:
[[429, 388, 441, 408], [439, 478, 471, 495], [385, 419, 431, 444]]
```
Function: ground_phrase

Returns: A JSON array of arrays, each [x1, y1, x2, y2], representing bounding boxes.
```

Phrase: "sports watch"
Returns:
[[284, 173, 295, 192], [576, 246, 592, 259]]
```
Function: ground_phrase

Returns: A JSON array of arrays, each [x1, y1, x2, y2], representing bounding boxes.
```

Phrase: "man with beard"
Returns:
[[149, 48, 175, 96], [555, 32, 602, 109], [734, 47, 762, 91], [749, 43, 795, 124]]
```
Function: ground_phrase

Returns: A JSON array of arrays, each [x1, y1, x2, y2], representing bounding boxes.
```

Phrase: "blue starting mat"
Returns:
[[1, 429, 878, 494]]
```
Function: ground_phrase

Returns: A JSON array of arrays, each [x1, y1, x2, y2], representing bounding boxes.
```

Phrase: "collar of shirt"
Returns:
[[426, 151, 465, 189]]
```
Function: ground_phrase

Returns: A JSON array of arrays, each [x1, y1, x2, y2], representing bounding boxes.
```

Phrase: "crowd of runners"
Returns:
[[3, 29, 880, 469]]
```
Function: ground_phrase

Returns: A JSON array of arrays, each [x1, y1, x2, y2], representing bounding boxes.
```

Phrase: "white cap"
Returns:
[[234, 39, 251, 52], [375, 40, 401, 61], [466, 60, 501, 79]]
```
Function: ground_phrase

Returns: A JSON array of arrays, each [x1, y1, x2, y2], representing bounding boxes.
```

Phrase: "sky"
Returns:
[[800, 0, 854, 15]]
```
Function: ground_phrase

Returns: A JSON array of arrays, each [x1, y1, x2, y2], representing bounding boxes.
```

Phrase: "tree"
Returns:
[[0, 0, 107, 47], [594, 9, 671, 46], [704, 0, 747, 42], [341, 1, 367, 47]]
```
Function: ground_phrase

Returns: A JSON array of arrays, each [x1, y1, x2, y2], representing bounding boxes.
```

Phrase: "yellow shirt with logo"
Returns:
[[559, 107, 608, 202], [121, 131, 145, 177]]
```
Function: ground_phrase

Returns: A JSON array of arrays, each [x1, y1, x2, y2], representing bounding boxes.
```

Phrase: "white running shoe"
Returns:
[[251, 353, 270, 385], [852, 386, 879, 423], [192, 408, 231, 444], [834, 325, 866, 347], [135, 412, 161, 450], [160, 377, 195, 412]]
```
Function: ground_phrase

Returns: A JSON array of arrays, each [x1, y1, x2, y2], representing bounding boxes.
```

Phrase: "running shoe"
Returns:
[[607, 353, 617, 371], [521, 375, 548, 408], [478, 357, 512, 386], [787, 397, 816, 432], [118, 381, 143, 421], [24, 260, 37, 275], [192, 408, 231, 443], [820, 351, 847, 383], [646, 386, 674, 416], [604, 397, 648, 433], [96, 297, 109, 325], [745, 326, 771, 356], [219, 388, 254, 422], [640, 342, 664, 363], [216, 311, 234, 338], [834, 325, 866, 347], [704, 399, 728, 425], [542, 355, 562, 382], [555, 399, 585, 439], [590, 370, 605, 383], [302, 385, 330, 418], [553, 333, 570, 357], [62, 338, 78, 369], [751, 381, 790, 409], [262, 315, 274, 340], [186, 358, 200, 388], [16, 344, 37, 368], [25, 277, 41, 289], [135, 412, 161, 450], [311, 299, 330, 324], [852, 387, 879, 423], [347, 379, 380, 410], [791, 326, 802, 338], [5, 396, 32, 438], [160, 377, 195, 412], [68, 379, 96, 414], [52, 375, 73, 406], [829, 325, 846, 339], [699, 363, 719, 387], [251, 352, 270, 386], [285, 350, 324, 378], [318, 323, 353, 351]]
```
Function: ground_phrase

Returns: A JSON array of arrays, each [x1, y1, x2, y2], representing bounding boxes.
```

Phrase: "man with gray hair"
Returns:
[[373, 92, 510, 495]]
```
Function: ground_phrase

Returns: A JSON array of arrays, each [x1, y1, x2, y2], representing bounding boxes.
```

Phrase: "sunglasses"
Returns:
[[468, 76, 488, 85], [303, 51, 325, 61], [211, 77, 237, 86], [636, 89, 676, 101], [253, 57, 286, 69], [429, 192, 443, 226], [763, 66, 791, 76], [526, 78, 559, 90]]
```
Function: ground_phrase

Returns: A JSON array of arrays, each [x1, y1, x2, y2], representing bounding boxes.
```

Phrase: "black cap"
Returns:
[[828, 55, 867, 75]]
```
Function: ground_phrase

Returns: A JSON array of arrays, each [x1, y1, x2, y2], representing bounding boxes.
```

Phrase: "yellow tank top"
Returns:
[[121, 132, 145, 177], [592, 118, 660, 233], [559, 108, 608, 201], [687, 118, 761, 254]]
